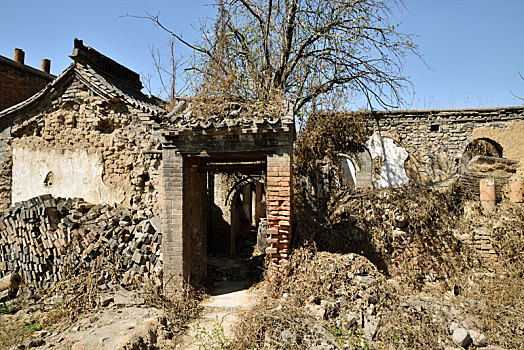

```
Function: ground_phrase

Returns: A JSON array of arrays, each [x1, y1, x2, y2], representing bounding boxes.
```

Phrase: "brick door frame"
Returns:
[[161, 117, 294, 290]]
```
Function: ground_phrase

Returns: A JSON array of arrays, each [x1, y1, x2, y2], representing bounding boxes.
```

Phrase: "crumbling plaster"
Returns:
[[472, 120, 524, 176], [0, 82, 163, 211], [12, 146, 125, 205], [366, 133, 410, 188]]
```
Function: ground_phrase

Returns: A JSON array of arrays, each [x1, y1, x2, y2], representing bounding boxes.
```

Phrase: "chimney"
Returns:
[[41, 59, 51, 74], [14, 48, 25, 64]]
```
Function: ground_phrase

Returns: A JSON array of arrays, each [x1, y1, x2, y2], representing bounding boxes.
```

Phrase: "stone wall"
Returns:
[[0, 79, 164, 212], [369, 107, 524, 185]]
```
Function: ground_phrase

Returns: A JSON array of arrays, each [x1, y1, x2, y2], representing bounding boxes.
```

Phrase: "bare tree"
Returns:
[[145, 38, 190, 104], [510, 72, 524, 103], [133, 0, 419, 113]]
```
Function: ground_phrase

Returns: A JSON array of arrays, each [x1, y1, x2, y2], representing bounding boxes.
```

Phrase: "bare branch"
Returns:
[[124, 13, 212, 57]]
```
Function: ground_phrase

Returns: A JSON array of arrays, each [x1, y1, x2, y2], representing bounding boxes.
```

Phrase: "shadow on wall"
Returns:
[[208, 201, 232, 255], [293, 166, 390, 274], [459, 138, 504, 173]]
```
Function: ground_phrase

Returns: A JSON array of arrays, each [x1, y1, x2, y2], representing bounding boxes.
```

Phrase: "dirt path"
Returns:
[[177, 281, 256, 349]]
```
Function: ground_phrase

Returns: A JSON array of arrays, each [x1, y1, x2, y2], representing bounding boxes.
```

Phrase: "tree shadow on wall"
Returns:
[[293, 178, 473, 281], [293, 183, 390, 275]]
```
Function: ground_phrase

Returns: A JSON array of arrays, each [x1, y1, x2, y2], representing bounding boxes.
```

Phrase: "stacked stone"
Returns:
[[266, 153, 292, 273], [0, 194, 162, 288], [373, 107, 524, 183], [458, 228, 499, 269]]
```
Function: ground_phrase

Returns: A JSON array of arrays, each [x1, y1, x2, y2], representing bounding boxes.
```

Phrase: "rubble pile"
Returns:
[[233, 248, 520, 349], [0, 194, 162, 288]]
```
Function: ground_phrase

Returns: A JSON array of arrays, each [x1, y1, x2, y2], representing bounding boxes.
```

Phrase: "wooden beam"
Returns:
[[199, 163, 266, 174]]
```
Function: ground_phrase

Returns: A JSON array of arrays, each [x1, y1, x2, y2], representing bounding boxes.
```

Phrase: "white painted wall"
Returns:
[[366, 133, 410, 188], [12, 146, 125, 205], [340, 157, 356, 187]]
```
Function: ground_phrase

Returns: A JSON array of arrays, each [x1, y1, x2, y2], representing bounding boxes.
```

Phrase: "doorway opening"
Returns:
[[204, 160, 267, 287]]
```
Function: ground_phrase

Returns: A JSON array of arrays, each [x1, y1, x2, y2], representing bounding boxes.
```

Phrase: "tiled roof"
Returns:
[[0, 40, 165, 120], [76, 62, 164, 115], [164, 97, 294, 136]]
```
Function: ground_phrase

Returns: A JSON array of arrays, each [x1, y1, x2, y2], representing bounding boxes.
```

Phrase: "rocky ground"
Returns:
[[1, 248, 522, 350], [230, 248, 523, 349], [0, 257, 260, 350], [1, 188, 523, 349]]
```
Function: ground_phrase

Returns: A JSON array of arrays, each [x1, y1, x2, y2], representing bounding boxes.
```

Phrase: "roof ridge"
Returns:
[[0, 62, 165, 120]]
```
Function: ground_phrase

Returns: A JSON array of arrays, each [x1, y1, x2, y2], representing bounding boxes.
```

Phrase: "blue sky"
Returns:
[[1, 0, 523, 110]]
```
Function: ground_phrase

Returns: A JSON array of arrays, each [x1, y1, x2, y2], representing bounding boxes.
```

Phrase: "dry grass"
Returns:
[[0, 250, 203, 349], [294, 182, 480, 286], [144, 281, 203, 339], [172, 93, 287, 121], [294, 111, 370, 175], [230, 108, 524, 349], [0, 308, 67, 349], [490, 203, 524, 276], [232, 241, 524, 349]]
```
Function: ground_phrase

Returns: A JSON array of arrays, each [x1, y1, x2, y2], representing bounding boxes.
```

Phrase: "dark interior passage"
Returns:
[[205, 163, 267, 284]]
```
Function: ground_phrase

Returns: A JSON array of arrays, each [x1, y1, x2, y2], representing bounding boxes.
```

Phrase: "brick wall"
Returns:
[[161, 149, 185, 291], [0, 55, 54, 111], [266, 153, 292, 274]]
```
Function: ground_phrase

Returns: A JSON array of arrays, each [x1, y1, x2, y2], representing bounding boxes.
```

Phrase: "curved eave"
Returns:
[[0, 62, 166, 124], [164, 98, 294, 134]]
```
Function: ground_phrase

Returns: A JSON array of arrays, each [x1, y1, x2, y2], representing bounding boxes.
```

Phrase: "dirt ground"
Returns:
[[1, 185, 523, 349]]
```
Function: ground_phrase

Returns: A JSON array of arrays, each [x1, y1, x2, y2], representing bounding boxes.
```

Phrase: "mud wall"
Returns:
[[0, 79, 164, 212]]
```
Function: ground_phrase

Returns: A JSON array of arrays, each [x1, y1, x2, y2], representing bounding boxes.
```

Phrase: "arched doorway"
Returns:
[[461, 138, 504, 172], [339, 147, 373, 188], [224, 175, 266, 257]]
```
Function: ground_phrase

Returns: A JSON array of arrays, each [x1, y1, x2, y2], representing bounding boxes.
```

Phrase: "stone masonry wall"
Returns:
[[0, 79, 164, 212], [371, 107, 524, 183]]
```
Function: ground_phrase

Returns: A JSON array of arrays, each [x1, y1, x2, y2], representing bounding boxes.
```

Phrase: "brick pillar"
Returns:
[[255, 181, 266, 227], [266, 153, 292, 275], [185, 160, 208, 283], [161, 149, 186, 291]]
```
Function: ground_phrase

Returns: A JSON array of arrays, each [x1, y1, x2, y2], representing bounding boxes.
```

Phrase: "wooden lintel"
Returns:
[[199, 163, 266, 174]]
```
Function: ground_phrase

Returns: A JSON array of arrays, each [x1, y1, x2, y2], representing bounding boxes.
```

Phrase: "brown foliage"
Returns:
[[294, 111, 371, 174], [489, 204, 524, 277]]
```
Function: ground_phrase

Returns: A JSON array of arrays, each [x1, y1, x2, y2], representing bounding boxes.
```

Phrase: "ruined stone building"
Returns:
[[340, 108, 524, 202], [0, 39, 294, 288], [0, 39, 165, 212], [0, 48, 55, 111], [0, 38, 522, 290]]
